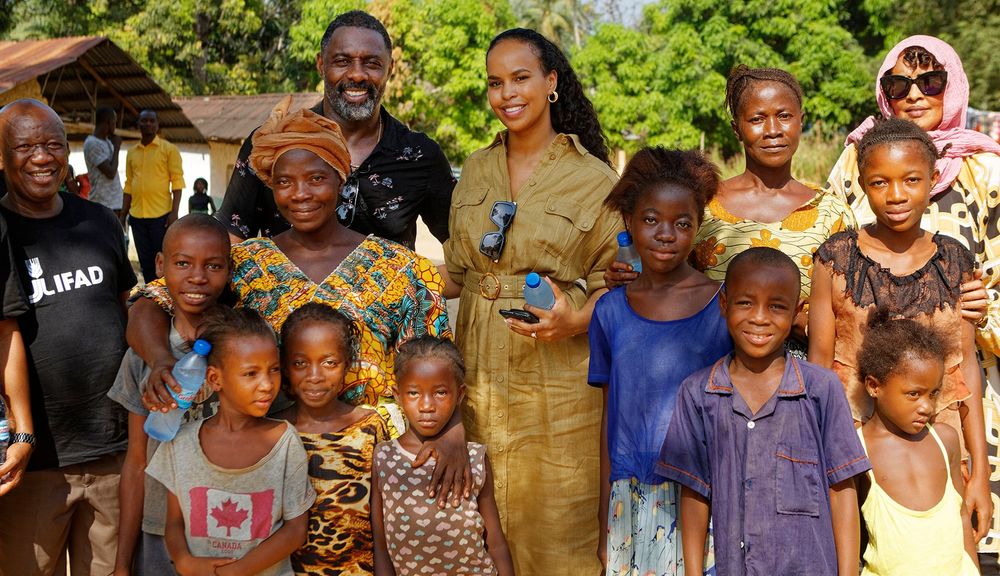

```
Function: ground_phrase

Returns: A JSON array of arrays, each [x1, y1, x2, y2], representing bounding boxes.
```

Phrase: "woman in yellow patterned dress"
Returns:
[[608, 66, 855, 356], [824, 36, 1000, 562], [443, 29, 620, 574]]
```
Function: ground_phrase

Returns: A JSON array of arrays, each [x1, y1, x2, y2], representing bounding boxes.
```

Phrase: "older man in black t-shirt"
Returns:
[[217, 10, 455, 250], [0, 99, 137, 576]]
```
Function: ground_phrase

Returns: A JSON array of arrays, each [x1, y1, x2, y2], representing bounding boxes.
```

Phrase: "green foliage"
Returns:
[[288, 0, 366, 67], [578, 0, 874, 157], [384, 0, 515, 161], [885, 0, 1000, 109]]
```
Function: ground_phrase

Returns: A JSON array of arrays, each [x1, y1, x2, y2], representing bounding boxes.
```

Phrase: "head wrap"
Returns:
[[249, 95, 352, 187], [846, 35, 1000, 197]]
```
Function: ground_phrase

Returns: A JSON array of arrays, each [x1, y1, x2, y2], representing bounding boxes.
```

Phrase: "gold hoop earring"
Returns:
[[547, 91, 558, 103]]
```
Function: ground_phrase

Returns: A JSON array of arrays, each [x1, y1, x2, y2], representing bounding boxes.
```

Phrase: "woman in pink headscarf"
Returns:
[[825, 35, 1000, 558]]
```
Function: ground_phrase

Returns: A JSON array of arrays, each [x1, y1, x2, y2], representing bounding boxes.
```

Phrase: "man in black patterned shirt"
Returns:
[[217, 10, 455, 250]]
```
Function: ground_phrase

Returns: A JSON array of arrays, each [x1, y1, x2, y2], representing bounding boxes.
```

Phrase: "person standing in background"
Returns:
[[123, 109, 184, 282], [83, 106, 124, 217]]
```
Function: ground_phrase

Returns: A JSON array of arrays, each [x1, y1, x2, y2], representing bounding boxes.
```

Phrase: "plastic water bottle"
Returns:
[[144, 339, 212, 442], [616, 231, 642, 273], [524, 272, 555, 310]]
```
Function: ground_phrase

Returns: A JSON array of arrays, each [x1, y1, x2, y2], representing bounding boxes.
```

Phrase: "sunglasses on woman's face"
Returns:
[[479, 201, 516, 262], [336, 173, 361, 227], [880, 70, 948, 100]]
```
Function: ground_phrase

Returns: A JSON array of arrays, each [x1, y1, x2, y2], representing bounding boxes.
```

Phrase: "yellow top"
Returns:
[[859, 425, 978, 576], [124, 136, 185, 218], [692, 188, 855, 299], [443, 132, 620, 575]]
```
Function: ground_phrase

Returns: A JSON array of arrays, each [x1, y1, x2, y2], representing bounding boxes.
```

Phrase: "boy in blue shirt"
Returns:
[[658, 247, 870, 575]]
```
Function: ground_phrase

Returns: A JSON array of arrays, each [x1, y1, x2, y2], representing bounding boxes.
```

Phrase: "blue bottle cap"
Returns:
[[525, 272, 541, 288], [192, 339, 212, 356], [617, 231, 633, 247]]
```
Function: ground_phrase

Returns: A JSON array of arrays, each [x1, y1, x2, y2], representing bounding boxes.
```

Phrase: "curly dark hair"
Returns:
[[890, 45, 944, 74], [320, 10, 392, 54], [857, 308, 946, 385], [603, 147, 719, 223], [488, 28, 610, 166], [724, 64, 804, 120], [856, 116, 939, 175], [280, 303, 359, 365], [394, 335, 465, 388], [197, 306, 276, 368]]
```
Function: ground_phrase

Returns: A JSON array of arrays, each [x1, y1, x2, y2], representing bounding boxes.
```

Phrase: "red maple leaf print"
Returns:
[[210, 498, 249, 537]]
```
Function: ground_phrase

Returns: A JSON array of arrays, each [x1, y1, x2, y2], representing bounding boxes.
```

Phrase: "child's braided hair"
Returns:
[[856, 116, 940, 175]]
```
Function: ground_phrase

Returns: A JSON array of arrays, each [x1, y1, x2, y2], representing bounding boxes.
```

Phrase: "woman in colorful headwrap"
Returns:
[[825, 35, 1000, 557], [128, 97, 469, 503]]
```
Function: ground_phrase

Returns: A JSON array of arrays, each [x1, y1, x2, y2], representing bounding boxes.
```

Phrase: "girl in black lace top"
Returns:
[[808, 118, 990, 530]]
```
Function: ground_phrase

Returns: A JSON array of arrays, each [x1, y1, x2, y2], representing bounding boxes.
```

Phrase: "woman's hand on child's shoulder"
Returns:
[[603, 261, 638, 290], [960, 267, 988, 325], [412, 423, 473, 509]]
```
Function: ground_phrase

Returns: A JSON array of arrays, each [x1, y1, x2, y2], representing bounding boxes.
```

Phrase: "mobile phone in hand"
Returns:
[[499, 308, 540, 324]]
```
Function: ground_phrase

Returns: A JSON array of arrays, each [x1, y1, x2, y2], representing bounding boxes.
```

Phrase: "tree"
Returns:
[[576, 0, 876, 156], [514, 0, 593, 49]]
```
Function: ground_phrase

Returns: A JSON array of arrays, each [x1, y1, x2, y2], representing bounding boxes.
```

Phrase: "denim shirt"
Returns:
[[657, 354, 870, 576]]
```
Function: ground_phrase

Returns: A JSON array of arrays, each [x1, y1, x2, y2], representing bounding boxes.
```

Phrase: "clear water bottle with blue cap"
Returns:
[[523, 272, 555, 310], [616, 231, 642, 273], [144, 339, 213, 442]]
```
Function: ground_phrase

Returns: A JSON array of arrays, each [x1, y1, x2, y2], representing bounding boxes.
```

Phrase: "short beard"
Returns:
[[326, 80, 381, 122]]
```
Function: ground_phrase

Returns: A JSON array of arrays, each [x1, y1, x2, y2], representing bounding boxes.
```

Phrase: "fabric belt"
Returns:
[[462, 270, 526, 300]]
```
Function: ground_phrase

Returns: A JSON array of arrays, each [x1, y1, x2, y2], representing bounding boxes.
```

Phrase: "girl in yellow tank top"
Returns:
[[855, 312, 979, 575]]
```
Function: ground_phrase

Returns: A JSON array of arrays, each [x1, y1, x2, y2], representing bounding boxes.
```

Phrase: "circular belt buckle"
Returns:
[[478, 272, 501, 300]]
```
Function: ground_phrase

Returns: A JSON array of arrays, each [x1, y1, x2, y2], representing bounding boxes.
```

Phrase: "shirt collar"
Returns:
[[487, 131, 590, 157], [137, 136, 161, 149], [309, 101, 408, 154], [704, 352, 806, 398]]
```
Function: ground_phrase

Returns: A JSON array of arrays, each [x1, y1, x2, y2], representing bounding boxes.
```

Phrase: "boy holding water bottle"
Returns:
[[107, 214, 231, 575]]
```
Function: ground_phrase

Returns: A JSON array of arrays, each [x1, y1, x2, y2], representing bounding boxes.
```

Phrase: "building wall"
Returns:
[[68, 140, 221, 217]]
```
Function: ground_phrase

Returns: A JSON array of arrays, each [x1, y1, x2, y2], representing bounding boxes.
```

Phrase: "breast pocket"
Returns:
[[775, 443, 821, 516], [452, 186, 490, 241], [534, 197, 599, 273]]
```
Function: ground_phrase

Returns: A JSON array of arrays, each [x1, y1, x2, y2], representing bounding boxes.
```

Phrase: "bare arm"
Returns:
[[958, 319, 992, 542], [0, 318, 31, 495], [165, 493, 234, 576], [829, 477, 860, 576], [127, 296, 181, 412], [436, 264, 461, 300], [120, 194, 132, 227], [939, 423, 981, 568], [216, 512, 307, 576], [97, 135, 122, 179], [479, 455, 514, 576], [679, 486, 710, 574], [412, 409, 472, 508], [598, 386, 610, 568], [113, 414, 149, 575], [807, 260, 837, 368], [371, 459, 397, 576], [169, 188, 183, 225]]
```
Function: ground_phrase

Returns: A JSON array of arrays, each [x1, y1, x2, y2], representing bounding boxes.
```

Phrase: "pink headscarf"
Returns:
[[846, 35, 1000, 197]]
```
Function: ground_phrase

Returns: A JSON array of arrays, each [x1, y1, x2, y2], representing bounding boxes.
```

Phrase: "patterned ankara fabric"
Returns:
[[692, 189, 856, 300], [291, 411, 390, 576], [139, 235, 451, 434]]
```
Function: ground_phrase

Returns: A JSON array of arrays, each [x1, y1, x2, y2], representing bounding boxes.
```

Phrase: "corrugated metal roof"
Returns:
[[175, 93, 322, 143], [0, 36, 205, 143]]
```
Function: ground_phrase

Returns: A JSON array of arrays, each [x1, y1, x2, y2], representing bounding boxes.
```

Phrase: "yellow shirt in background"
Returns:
[[124, 136, 185, 218]]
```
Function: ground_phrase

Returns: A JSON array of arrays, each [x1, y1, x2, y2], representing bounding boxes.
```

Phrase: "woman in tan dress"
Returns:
[[443, 28, 620, 574]]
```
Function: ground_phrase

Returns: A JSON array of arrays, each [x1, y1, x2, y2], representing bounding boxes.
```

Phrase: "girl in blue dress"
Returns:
[[590, 148, 733, 575]]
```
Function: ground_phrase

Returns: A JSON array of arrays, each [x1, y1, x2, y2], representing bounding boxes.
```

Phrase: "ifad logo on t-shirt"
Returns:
[[189, 487, 274, 542], [24, 257, 105, 304]]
